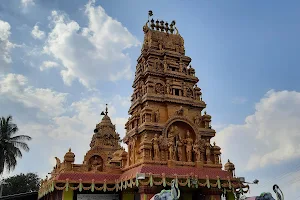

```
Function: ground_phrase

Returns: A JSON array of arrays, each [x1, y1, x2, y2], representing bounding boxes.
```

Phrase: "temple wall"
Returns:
[[226, 192, 235, 200], [63, 190, 73, 200], [122, 193, 134, 200]]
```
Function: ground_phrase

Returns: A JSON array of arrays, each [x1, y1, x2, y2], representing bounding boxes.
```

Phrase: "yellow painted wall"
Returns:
[[63, 189, 73, 200], [123, 193, 134, 200], [226, 192, 235, 200]]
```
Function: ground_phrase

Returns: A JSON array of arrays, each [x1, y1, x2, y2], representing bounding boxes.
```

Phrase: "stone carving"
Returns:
[[193, 142, 201, 162], [175, 106, 184, 116], [54, 157, 61, 169], [199, 139, 206, 161], [152, 134, 160, 160], [154, 110, 160, 122], [184, 131, 193, 162], [155, 83, 165, 94], [186, 88, 193, 98], [168, 125, 178, 139], [205, 142, 211, 163], [194, 114, 201, 126], [165, 80, 171, 94], [176, 136, 183, 161], [90, 156, 103, 171], [168, 140, 175, 160]]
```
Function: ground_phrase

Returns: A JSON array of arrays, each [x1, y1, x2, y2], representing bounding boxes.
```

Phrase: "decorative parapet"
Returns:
[[38, 173, 249, 199]]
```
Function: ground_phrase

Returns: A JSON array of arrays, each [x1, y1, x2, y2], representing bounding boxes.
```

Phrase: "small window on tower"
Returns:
[[175, 89, 180, 96]]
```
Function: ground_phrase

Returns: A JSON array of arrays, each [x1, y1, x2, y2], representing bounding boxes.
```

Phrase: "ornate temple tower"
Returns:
[[82, 105, 124, 172], [123, 14, 222, 170]]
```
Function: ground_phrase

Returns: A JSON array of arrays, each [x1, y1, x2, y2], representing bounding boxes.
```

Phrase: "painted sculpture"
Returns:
[[150, 180, 180, 200], [254, 184, 284, 200]]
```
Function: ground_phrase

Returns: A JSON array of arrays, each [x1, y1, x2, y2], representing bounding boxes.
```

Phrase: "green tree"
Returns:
[[0, 116, 32, 174], [2, 173, 40, 196]]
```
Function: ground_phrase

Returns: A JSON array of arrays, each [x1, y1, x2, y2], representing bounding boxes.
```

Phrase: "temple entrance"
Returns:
[[77, 194, 119, 200]]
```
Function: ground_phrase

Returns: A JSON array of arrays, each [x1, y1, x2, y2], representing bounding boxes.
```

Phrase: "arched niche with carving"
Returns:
[[163, 116, 199, 138], [84, 150, 107, 172], [89, 155, 104, 171], [163, 116, 199, 162]]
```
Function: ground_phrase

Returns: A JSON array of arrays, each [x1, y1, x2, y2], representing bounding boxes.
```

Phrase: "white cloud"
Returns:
[[43, 1, 140, 88], [21, 0, 35, 7], [0, 73, 68, 117], [31, 25, 45, 40], [0, 20, 15, 71], [214, 90, 300, 172], [40, 61, 59, 71]]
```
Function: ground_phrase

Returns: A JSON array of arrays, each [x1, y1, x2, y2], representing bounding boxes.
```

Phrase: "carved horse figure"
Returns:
[[150, 179, 180, 200]]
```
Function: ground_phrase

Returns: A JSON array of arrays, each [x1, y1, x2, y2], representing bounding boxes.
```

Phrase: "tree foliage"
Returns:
[[2, 172, 41, 196], [0, 116, 32, 174]]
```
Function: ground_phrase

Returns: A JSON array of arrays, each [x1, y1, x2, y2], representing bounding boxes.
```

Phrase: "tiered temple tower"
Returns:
[[38, 12, 249, 200], [123, 15, 221, 170]]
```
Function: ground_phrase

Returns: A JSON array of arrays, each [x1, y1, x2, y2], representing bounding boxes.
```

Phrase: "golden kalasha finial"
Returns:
[[68, 148, 71, 152], [147, 11, 177, 34], [204, 111, 207, 115], [213, 141, 216, 146]]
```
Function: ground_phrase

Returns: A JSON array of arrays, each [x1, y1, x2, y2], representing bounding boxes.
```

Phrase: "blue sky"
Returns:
[[1, 0, 300, 199]]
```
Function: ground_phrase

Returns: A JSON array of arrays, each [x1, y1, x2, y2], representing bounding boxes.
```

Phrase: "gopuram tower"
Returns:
[[124, 14, 219, 169], [121, 12, 246, 199], [38, 11, 249, 200]]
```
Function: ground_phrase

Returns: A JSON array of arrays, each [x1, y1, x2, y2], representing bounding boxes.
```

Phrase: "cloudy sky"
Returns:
[[1, 0, 300, 199]]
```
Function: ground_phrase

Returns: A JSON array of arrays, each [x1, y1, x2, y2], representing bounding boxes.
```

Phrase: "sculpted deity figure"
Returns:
[[184, 131, 194, 162], [198, 139, 206, 161], [193, 142, 201, 162], [91, 156, 103, 171], [154, 110, 160, 122], [166, 80, 171, 94], [205, 142, 212, 163], [168, 140, 175, 160], [176, 136, 184, 161], [194, 114, 201, 126], [159, 42, 163, 51], [176, 106, 184, 116], [168, 125, 178, 139], [164, 56, 168, 72], [152, 134, 160, 160]]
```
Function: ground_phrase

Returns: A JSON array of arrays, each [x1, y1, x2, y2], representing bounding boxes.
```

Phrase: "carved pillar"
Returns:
[[140, 133, 152, 161]]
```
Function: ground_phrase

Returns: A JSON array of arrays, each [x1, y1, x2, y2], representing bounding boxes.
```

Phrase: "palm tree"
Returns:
[[0, 116, 32, 175]]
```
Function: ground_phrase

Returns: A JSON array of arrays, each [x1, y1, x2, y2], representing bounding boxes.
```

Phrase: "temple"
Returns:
[[38, 12, 249, 200]]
